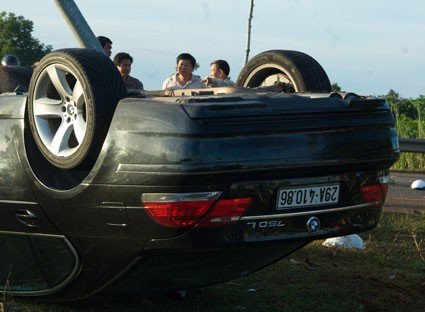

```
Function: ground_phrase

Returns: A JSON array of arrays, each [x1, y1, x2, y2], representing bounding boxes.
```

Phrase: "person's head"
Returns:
[[176, 53, 196, 78], [1, 55, 20, 67], [97, 36, 113, 57], [114, 52, 133, 79], [210, 60, 230, 79]]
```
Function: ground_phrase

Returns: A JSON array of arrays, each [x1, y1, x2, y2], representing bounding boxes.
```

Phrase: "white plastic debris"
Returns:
[[411, 179, 425, 190], [322, 234, 365, 249]]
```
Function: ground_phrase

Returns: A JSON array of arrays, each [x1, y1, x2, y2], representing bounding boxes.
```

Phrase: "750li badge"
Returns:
[[246, 220, 285, 229]]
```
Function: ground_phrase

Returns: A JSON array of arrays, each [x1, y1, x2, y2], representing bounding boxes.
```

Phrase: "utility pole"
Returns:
[[244, 0, 255, 66], [53, 0, 104, 53]]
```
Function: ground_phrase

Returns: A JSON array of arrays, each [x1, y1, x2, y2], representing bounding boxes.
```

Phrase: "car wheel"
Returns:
[[27, 49, 127, 169], [236, 50, 332, 92]]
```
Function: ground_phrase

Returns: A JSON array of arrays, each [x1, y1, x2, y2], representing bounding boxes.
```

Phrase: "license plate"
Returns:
[[276, 184, 340, 209]]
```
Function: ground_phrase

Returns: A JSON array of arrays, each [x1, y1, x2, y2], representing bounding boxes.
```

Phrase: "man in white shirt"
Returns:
[[162, 53, 206, 90]]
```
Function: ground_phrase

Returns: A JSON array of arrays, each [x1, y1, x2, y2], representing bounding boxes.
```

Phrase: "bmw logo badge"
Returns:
[[306, 216, 320, 233]]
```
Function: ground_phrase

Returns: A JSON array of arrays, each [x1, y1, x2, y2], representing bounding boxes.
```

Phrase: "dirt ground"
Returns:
[[386, 171, 425, 212]]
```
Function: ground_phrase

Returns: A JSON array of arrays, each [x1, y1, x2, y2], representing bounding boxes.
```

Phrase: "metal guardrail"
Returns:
[[399, 138, 425, 153]]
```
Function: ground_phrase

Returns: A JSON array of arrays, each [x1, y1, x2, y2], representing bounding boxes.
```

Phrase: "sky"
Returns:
[[2, 0, 425, 98]]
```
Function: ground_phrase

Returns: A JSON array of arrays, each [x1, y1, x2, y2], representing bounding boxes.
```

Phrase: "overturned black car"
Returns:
[[0, 2, 399, 303]]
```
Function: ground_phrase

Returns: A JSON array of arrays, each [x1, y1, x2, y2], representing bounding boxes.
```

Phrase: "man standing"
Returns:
[[97, 36, 113, 57], [162, 53, 205, 90], [203, 60, 236, 87], [113, 52, 144, 90]]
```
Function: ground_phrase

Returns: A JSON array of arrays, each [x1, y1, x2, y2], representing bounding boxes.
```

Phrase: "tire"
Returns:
[[236, 50, 332, 92], [27, 48, 127, 169]]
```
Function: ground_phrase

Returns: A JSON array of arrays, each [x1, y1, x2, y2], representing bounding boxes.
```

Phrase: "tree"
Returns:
[[385, 90, 419, 120], [0, 11, 52, 67], [387, 89, 400, 101], [331, 82, 342, 92]]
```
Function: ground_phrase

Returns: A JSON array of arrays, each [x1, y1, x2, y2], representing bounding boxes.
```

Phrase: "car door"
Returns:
[[0, 95, 79, 295]]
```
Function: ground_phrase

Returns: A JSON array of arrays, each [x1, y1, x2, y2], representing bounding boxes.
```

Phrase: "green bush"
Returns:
[[386, 93, 425, 171]]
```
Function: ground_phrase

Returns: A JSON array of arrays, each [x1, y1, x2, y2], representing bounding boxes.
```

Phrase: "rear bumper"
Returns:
[[143, 204, 381, 248]]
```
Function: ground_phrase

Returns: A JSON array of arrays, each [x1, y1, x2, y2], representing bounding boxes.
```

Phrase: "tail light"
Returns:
[[196, 197, 252, 228], [142, 192, 252, 228], [361, 176, 389, 209]]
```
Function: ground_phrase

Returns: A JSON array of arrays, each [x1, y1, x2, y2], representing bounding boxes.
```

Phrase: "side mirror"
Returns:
[[411, 179, 425, 190]]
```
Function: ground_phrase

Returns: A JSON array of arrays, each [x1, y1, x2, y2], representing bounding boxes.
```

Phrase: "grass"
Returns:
[[2, 211, 425, 312], [392, 153, 425, 172]]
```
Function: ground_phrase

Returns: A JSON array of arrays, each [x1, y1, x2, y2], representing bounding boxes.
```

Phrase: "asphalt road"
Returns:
[[385, 171, 425, 212]]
